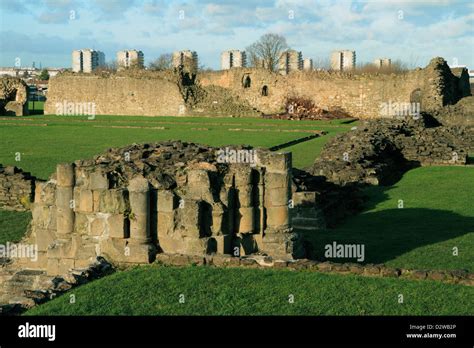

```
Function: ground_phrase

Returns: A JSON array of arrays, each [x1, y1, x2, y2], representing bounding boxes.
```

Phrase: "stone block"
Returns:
[[93, 190, 102, 211], [179, 200, 200, 238], [158, 235, 186, 254], [187, 169, 210, 186], [257, 151, 292, 173], [35, 228, 56, 252], [74, 213, 89, 235], [89, 170, 108, 190], [265, 187, 290, 207], [211, 203, 226, 235], [34, 181, 55, 205], [31, 204, 50, 229], [236, 185, 253, 207], [100, 238, 156, 264], [56, 186, 73, 208], [130, 214, 150, 241], [129, 190, 149, 214], [107, 214, 127, 238], [58, 258, 75, 275], [90, 216, 106, 236], [75, 188, 94, 213], [157, 211, 175, 237], [46, 258, 59, 276], [236, 207, 254, 234], [157, 190, 177, 212], [233, 167, 254, 185], [128, 176, 149, 193], [56, 207, 75, 234], [99, 189, 128, 213], [266, 206, 290, 228], [56, 163, 75, 187], [264, 172, 290, 189]]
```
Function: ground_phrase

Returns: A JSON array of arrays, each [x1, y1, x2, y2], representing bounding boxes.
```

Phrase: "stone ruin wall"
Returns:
[[199, 57, 470, 118], [42, 57, 469, 119], [21, 144, 303, 276], [0, 77, 29, 116], [0, 165, 35, 211], [44, 73, 186, 116]]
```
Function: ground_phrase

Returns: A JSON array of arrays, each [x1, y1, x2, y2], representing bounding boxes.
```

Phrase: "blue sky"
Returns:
[[0, 0, 473, 69]]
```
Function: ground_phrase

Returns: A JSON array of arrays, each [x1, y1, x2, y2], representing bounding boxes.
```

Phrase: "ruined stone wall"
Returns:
[[309, 118, 474, 186], [44, 73, 186, 116], [199, 58, 470, 118], [0, 165, 35, 211], [24, 142, 303, 276], [0, 77, 29, 116], [43, 57, 468, 119]]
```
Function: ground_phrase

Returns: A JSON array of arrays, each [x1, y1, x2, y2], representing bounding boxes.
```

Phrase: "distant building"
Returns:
[[172, 50, 198, 72], [331, 50, 356, 71], [373, 58, 391, 69], [117, 50, 144, 69], [278, 50, 303, 75], [0, 67, 63, 79], [221, 50, 247, 70], [303, 58, 313, 71], [72, 49, 105, 73]]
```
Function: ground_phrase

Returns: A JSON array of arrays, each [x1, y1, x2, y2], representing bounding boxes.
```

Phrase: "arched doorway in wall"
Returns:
[[261, 85, 268, 96], [242, 75, 251, 88]]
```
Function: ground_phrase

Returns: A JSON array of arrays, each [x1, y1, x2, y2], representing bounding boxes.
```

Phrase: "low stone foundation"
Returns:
[[155, 253, 474, 286]]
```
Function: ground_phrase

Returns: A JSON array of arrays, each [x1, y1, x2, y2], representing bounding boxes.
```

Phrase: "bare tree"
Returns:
[[313, 57, 331, 70], [246, 33, 288, 72], [149, 53, 172, 71]]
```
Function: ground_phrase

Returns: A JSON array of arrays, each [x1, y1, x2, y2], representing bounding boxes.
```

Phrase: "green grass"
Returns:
[[0, 209, 31, 244], [25, 264, 474, 316], [0, 115, 353, 179], [28, 101, 45, 111], [302, 166, 474, 271]]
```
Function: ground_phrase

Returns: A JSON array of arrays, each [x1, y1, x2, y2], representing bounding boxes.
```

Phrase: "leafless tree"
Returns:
[[313, 57, 331, 70], [149, 53, 172, 71], [246, 33, 288, 72]]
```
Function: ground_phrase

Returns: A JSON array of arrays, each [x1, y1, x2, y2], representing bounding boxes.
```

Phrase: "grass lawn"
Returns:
[[1, 113, 472, 316], [0, 209, 31, 244], [302, 166, 474, 271], [0, 115, 353, 179], [25, 264, 474, 316]]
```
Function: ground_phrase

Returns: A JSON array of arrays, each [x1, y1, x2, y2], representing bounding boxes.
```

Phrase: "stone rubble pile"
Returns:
[[309, 117, 474, 185]]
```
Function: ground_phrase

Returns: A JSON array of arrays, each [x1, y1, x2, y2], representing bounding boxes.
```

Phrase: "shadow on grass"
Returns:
[[301, 207, 474, 265]]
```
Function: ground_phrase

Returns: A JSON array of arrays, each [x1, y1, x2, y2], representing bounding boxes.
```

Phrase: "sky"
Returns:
[[0, 0, 473, 70]]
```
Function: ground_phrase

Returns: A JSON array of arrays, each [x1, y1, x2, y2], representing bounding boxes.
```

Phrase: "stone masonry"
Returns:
[[310, 116, 474, 186], [20, 141, 303, 277], [0, 165, 35, 211], [0, 77, 29, 116], [44, 57, 470, 119]]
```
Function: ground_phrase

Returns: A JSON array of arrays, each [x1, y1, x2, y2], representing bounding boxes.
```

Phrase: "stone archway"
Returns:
[[262, 85, 268, 96]]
